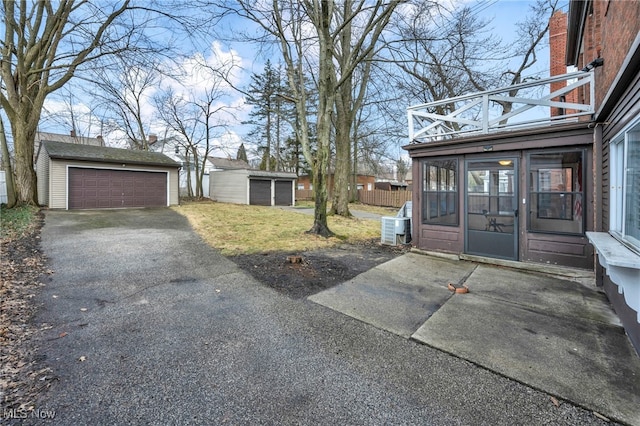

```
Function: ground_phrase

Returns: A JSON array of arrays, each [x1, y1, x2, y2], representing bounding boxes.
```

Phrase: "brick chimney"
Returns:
[[549, 10, 568, 117], [148, 134, 158, 145]]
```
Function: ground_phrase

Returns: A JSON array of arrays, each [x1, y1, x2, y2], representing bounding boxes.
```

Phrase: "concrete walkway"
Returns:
[[309, 252, 640, 425]]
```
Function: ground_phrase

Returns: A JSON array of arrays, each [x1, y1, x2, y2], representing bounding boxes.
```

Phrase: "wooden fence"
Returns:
[[357, 189, 412, 208], [295, 189, 314, 201], [295, 189, 411, 208]]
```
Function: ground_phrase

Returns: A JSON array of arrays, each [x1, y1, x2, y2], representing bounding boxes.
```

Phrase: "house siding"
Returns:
[[597, 43, 640, 353], [47, 160, 178, 209]]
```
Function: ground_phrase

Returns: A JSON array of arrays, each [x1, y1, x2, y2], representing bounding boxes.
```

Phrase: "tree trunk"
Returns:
[[350, 122, 359, 203], [12, 120, 39, 206], [330, 104, 351, 217], [0, 118, 17, 208], [307, 0, 335, 237], [329, 1, 353, 217], [307, 160, 332, 237]]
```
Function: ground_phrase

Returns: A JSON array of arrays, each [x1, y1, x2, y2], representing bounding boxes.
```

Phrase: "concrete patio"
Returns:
[[309, 252, 640, 425]]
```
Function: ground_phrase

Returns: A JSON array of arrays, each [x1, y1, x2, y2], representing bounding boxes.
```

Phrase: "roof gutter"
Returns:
[[566, 0, 590, 66], [47, 154, 181, 169]]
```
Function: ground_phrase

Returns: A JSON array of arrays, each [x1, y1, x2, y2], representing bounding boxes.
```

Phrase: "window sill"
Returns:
[[586, 232, 640, 322]]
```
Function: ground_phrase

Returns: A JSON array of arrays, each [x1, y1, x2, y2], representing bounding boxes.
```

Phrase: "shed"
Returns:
[[37, 141, 181, 209], [209, 169, 297, 206]]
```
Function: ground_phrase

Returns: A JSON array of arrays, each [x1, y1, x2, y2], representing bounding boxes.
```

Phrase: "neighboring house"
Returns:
[[151, 138, 214, 198], [403, 170, 413, 188], [375, 181, 409, 191], [37, 141, 180, 209], [35, 130, 105, 152], [297, 173, 375, 191], [210, 168, 297, 206], [208, 156, 250, 171], [404, 0, 640, 353], [179, 156, 211, 198]]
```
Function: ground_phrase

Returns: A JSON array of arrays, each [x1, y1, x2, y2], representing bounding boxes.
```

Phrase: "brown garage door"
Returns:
[[68, 168, 167, 209], [249, 179, 271, 206], [274, 180, 292, 206]]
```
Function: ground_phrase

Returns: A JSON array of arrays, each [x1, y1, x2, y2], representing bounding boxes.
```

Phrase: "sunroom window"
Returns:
[[528, 151, 585, 235], [422, 159, 458, 225], [610, 118, 640, 253]]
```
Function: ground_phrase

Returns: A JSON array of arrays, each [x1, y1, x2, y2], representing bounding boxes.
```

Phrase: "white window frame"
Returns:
[[610, 116, 640, 253]]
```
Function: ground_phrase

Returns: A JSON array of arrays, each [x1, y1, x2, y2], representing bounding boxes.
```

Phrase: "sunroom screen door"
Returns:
[[465, 159, 518, 260]]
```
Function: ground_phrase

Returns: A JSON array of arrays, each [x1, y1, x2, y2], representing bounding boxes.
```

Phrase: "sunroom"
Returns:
[[404, 71, 597, 270]]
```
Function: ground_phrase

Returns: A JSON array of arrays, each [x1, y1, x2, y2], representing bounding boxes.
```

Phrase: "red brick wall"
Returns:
[[550, 10, 568, 117], [578, 0, 640, 108], [550, 10, 568, 78], [549, 10, 582, 117]]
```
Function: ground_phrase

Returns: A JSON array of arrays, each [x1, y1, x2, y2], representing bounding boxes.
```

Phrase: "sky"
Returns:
[[33, 0, 567, 162]]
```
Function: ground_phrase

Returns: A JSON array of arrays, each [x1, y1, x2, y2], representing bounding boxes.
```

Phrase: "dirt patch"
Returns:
[[0, 211, 53, 415], [230, 239, 410, 299]]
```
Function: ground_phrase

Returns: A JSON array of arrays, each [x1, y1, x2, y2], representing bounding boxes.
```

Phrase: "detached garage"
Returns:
[[210, 169, 297, 206], [37, 141, 180, 209]]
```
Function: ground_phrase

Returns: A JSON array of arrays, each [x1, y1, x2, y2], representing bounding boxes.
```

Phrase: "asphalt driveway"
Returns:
[[29, 209, 614, 425]]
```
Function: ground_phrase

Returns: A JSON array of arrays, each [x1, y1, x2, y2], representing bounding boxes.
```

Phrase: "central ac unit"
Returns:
[[381, 216, 411, 246]]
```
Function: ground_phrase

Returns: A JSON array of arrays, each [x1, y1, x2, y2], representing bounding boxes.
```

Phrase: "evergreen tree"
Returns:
[[236, 143, 248, 163], [244, 60, 281, 171]]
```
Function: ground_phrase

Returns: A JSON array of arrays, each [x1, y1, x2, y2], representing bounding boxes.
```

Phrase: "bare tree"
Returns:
[[387, 0, 557, 124], [396, 157, 409, 182], [0, 1, 214, 206], [156, 90, 198, 197], [87, 55, 163, 150], [0, 2, 133, 205], [330, 0, 402, 217], [155, 63, 232, 198], [230, 0, 400, 235], [229, 1, 330, 235]]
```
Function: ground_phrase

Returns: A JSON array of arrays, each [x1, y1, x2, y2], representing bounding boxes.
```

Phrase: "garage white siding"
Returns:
[[36, 149, 50, 206], [209, 169, 297, 206], [210, 169, 249, 204]]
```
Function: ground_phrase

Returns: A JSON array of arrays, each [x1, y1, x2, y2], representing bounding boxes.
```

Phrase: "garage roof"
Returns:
[[247, 170, 297, 179], [42, 140, 181, 168]]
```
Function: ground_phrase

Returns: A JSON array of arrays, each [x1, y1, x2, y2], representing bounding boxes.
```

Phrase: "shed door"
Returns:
[[68, 168, 166, 209], [249, 179, 271, 206], [274, 180, 292, 206]]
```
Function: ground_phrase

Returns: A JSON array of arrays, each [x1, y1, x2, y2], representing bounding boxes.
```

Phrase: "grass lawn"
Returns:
[[0, 205, 40, 241], [173, 200, 387, 255], [295, 200, 399, 216]]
